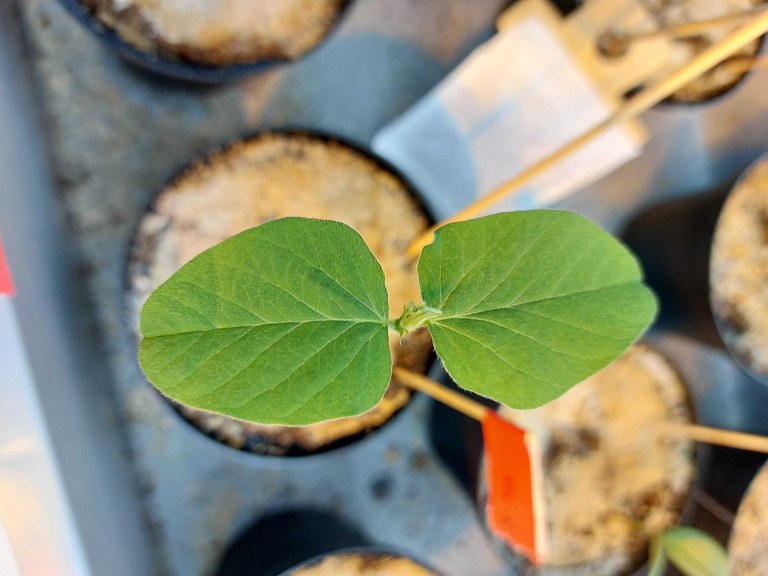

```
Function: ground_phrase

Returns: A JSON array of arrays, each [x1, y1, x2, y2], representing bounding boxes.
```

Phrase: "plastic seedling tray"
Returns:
[[6, 0, 768, 574]]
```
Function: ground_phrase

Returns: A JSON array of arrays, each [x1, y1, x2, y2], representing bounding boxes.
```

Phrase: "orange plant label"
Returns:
[[0, 239, 14, 297], [482, 410, 545, 564]]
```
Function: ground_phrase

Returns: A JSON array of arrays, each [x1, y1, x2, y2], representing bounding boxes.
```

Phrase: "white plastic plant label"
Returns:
[[372, 0, 646, 220]]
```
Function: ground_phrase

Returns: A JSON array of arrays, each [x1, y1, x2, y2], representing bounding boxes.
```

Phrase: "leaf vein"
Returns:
[[450, 316, 589, 360], [467, 229, 548, 312], [150, 331, 210, 373], [226, 322, 374, 410], [442, 281, 643, 316], [169, 324, 295, 393], [207, 260, 337, 320], [259, 237, 381, 317], [185, 322, 310, 401], [174, 278, 267, 323], [143, 319, 382, 338], [503, 307, 629, 340], [277, 327, 386, 420], [436, 323, 557, 389]]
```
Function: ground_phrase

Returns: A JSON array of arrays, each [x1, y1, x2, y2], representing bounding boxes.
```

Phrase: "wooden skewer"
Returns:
[[405, 9, 768, 259], [619, 5, 768, 45], [395, 367, 768, 454], [660, 422, 768, 454], [394, 367, 488, 421]]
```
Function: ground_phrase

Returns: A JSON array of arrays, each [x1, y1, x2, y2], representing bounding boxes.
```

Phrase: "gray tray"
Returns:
[[3, 0, 768, 574]]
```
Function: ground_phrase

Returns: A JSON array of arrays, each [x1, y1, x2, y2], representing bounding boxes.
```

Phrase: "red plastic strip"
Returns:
[[482, 410, 538, 563], [0, 239, 15, 297]]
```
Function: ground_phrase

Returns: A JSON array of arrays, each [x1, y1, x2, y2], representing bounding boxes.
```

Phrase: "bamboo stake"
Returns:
[[395, 367, 768, 454], [660, 422, 768, 454], [393, 367, 488, 421], [618, 5, 768, 46], [406, 9, 768, 259]]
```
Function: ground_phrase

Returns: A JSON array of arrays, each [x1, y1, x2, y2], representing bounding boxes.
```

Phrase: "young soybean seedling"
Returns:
[[138, 211, 657, 424], [648, 526, 729, 576]]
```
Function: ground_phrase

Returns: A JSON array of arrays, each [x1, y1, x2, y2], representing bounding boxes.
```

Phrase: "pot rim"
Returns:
[[276, 546, 443, 576], [708, 150, 768, 386], [56, 0, 353, 83], [123, 128, 436, 457], [474, 340, 699, 576]]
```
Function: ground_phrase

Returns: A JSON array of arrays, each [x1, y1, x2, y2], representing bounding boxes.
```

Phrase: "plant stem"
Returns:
[[647, 539, 668, 576], [389, 302, 442, 336]]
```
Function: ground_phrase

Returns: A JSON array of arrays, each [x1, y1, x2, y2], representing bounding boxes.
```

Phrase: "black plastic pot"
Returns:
[[278, 548, 441, 576], [621, 186, 730, 348], [622, 154, 768, 384], [215, 509, 442, 576], [475, 344, 697, 576], [709, 153, 768, 385], [125, 129, 436, 456], [56, 0, 352, 83], [727, 459, 768, 575], [215, 509, 368, 576]]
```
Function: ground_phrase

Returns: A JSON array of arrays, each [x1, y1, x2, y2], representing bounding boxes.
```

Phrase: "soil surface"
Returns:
[[729, 462, 768, 576], [710, 156, 768, 377], [81, 0, 345, 65]]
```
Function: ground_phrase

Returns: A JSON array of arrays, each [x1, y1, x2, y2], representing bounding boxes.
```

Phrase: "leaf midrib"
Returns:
[[434, 322, 558, 389], [187, 322, 382, 409], [433, 280, 642, 319], [255, 327, 385, 421], [142, 318, 386, 339], [438, 221, 541, 310]]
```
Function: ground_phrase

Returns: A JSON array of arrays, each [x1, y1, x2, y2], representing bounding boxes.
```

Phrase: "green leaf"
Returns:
[[649, 527, 729, 576], [648, 536, 669, 576], [418, 211, 657, 408], [138, 217, 392, 425]]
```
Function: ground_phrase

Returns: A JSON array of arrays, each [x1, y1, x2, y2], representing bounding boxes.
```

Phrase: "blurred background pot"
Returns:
[[728, 459, 768, 576], [214, 508, 441, 576], [638, 0, 765, 104], [622, 185, 729, 348], [56, 0, 352, 82], [477, 344, 696, 576], [709, 151, 768, 386], [215, 509, 366, 576], [279, 549, 440, 576], [622, 150, 768, 385]]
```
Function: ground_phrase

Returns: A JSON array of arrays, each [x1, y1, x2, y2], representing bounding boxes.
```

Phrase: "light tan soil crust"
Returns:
[[710, 157, 768, 376], [729, 463, 768, 576], [81, 0, 345, 65]]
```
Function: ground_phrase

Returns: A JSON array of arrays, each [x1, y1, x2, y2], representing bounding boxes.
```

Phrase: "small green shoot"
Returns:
[[138, 211, 657, 425], [648, 527, 729, 576]]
